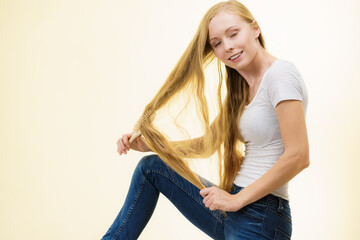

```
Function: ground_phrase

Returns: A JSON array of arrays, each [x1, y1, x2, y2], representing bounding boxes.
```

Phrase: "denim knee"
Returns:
[[136, 154, 164, 174]]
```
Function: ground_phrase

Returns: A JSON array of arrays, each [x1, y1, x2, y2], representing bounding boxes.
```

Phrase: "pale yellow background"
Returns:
[[1, 0, 359, 239]]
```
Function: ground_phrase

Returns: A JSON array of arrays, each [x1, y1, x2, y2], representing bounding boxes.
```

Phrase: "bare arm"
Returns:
[[200, 100, 309, 211], [235, 100, 309, 208]]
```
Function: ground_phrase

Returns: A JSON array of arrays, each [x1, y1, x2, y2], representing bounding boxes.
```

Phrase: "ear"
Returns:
[[251, 19, 261, 39]]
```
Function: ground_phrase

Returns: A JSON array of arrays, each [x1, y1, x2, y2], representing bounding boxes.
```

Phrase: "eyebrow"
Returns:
[[209, 25, 239, 42]]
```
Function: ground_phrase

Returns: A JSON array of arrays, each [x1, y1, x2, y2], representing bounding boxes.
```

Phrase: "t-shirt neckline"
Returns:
[[245, 58, 281, 109]]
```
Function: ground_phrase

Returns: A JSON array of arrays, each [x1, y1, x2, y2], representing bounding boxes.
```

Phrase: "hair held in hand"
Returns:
[[133, 0, 266, 192]]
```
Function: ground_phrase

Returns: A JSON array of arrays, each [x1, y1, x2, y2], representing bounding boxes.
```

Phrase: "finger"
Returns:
[[122, 136, 130, 151], [200, 188, 211, 197], [117, 139, 123, 154], [117, 145, 125, 155], [117, 138, 127, 154], [122, 134, 130, 150], [202, 190, 214, 205], [123, 135, 131, 149], [204, 195, 214, 208], [117, 146, 124, 155], [209, 202, 218, 211], [203, 194, 210, 206], [117, 138, 125, 151], [201, 186, 217, 197]]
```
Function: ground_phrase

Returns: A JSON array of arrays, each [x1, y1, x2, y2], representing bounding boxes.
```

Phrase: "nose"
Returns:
[[223, 39, 234, 52]]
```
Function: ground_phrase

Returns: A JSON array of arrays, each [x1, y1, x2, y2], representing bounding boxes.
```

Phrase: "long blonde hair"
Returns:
[[133, 0, 265, 192]]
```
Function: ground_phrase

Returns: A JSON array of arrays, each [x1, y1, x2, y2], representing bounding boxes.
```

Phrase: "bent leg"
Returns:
[[101, 155, 160, 240], [101, 154, 225, 240]]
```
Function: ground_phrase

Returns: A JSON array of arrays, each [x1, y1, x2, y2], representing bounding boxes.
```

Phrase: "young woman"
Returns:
[[102, 0, 309, 239]]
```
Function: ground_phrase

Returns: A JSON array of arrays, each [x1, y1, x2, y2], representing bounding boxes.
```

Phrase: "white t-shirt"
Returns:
[[234, 59, 308, 200]]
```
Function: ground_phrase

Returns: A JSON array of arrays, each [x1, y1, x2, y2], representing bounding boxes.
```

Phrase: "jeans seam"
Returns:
[[259, 205, 270, 240], [273, 228, 291, 240], [268, 207, 292, 224], [112, 176, 147, 240], [147, 169, 225, 226]]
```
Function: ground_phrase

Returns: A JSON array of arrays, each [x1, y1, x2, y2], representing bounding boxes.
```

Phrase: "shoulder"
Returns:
[[264, 59, 304, 89], [263, 59, 307, 108], [266, 59, 300, 79]]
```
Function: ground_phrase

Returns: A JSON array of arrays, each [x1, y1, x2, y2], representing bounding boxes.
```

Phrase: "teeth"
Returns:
[[229, 52, 242, 60]]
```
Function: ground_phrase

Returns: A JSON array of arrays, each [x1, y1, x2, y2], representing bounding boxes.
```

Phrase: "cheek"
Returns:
[[214, 49, 226, 61], [212, 49, 220, 58], [246, 36, 259, 51]]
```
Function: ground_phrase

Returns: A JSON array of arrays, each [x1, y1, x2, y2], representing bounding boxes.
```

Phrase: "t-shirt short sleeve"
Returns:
[[266, 61, 304, 108]]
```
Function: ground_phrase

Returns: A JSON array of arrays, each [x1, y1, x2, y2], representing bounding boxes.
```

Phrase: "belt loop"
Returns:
[[277, 198, 285, 212]]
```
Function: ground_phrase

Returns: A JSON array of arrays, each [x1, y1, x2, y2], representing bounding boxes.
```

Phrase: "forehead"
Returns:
[[208, 11, 247, 38]]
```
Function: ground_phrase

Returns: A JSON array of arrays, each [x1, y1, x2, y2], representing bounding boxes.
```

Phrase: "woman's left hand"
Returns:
[[200, 186, 243, 212]]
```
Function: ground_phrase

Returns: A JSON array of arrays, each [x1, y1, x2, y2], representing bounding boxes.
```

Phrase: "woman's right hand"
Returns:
[[117, 132, 150, 155]]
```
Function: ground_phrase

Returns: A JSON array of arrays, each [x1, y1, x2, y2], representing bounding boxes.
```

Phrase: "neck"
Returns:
[[236, 48, 277, 88]]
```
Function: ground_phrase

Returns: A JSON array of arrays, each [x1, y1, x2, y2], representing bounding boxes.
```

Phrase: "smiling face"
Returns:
[[208, 10, 261, 71]]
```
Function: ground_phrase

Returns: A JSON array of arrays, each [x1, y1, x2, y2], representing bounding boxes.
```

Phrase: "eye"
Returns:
[[229, 32, 238, 37], [214, 41, 221, 48]]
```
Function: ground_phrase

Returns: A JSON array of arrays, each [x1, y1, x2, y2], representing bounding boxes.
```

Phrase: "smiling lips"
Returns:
[[228, 51, 243, 61]]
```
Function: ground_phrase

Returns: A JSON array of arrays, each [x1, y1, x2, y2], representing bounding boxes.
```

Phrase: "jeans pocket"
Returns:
[[274, 229, 291, 240], [268, 206, 292, 224], [238, 201, 267, 221]]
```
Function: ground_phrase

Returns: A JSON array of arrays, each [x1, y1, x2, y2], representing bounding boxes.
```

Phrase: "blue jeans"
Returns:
[[101, 154, 292, 240]]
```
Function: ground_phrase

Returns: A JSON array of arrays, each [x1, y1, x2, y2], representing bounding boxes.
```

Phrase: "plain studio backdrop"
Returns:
[[1, 0, 359, 239]]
